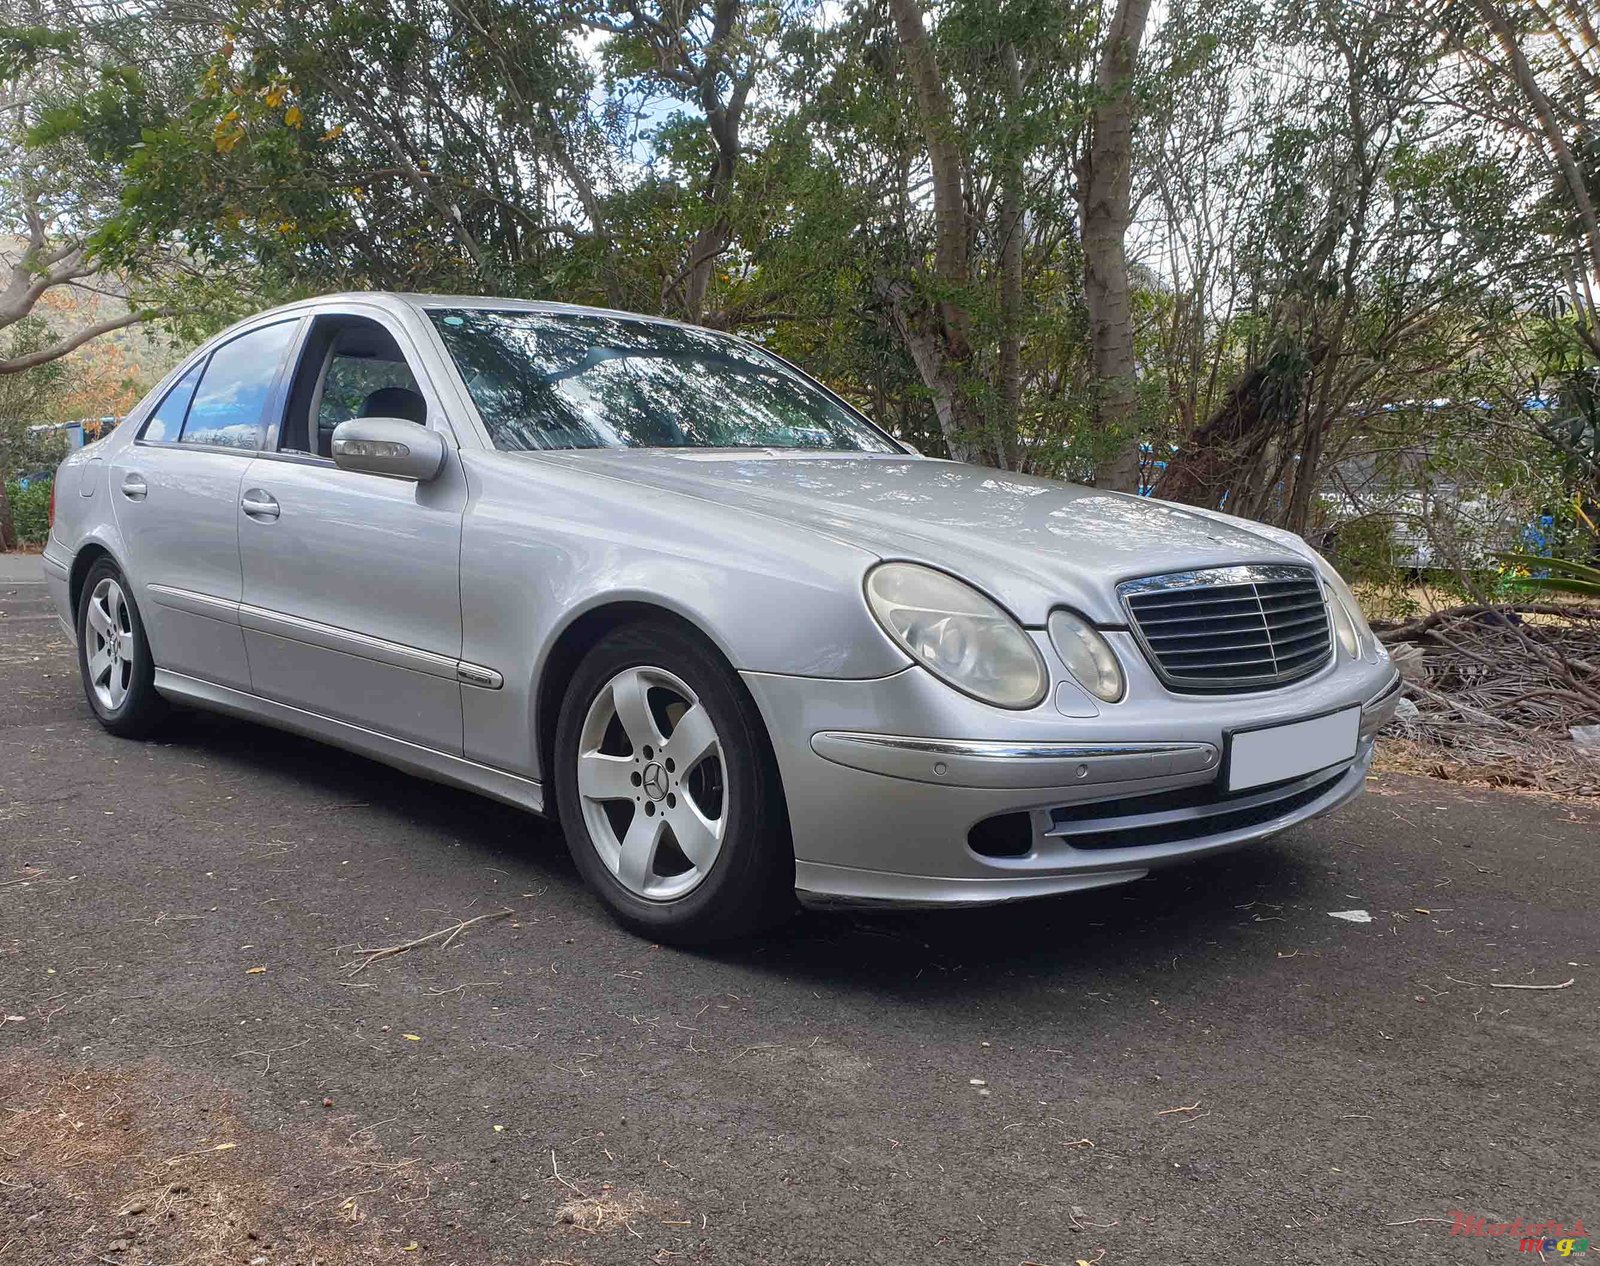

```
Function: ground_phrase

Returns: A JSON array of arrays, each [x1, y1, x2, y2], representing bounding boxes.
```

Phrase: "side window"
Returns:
[[179, 320, 299, 451], [140, 361, 204, 443], [317, 356, 422, 432]]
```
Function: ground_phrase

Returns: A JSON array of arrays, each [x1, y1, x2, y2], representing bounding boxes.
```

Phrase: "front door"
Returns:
[[235, 309, 467, 753], [110, 318, 303, 691]]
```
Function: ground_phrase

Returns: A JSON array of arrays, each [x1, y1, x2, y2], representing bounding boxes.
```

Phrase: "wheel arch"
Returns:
[[68, 541, 120, 619], [534, 600, 788, 823]]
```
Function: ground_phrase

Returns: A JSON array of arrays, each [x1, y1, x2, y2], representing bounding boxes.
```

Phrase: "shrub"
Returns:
[[5, 478, 52, 545]]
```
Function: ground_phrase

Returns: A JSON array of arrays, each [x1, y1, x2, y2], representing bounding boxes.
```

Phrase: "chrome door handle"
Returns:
[[240, 489, 280, 521], [120, 473, 148, 501]]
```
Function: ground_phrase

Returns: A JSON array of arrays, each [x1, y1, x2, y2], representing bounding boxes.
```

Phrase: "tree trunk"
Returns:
[[0, 480, 17, 552], [887, 0, 971, 331], [885, 0, 991, 465], [994, 43, 1025, 472], [882, 280, 980, 464], [673, 103, 740, 321], [1471, 0, 1600, 282], [1077, 0, 1152, 492], [1154, 343, 1315, 513]]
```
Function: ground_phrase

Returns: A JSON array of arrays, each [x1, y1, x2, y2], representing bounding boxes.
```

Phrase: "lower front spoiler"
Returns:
[[795, 743, 1373, 910]]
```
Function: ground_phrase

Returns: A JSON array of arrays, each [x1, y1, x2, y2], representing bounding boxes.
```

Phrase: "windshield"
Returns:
[[428, 308, 899, 454]]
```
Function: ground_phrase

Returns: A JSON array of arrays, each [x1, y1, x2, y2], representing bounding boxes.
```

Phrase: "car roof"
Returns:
[[262, 291, 703, 332]]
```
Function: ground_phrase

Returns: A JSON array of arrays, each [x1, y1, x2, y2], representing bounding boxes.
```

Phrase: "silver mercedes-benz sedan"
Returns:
[[45, 293, 1401, 941]]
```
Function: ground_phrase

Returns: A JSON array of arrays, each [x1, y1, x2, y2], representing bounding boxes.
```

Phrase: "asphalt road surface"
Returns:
[[2, 560, 1595, 1265]]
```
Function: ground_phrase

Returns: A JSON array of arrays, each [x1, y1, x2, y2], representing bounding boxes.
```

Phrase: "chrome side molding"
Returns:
[[456, 662, 504, 689], [145, 584, 503, 689], [147, 582, 242, 621]]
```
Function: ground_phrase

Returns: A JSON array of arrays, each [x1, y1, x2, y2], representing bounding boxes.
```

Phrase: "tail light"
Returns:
[[49, 477, 56, 529]]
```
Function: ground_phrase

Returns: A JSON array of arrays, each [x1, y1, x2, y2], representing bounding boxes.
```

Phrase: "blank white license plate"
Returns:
[[1227, 706, 1361, 792]]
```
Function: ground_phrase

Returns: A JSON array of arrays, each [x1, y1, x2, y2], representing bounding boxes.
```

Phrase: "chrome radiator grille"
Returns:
[[1118, 564, 1332, 692]]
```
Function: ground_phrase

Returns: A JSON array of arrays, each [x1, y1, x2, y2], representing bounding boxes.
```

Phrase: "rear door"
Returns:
[[110, 318, 302, 690], [235, 306, 468, 753]]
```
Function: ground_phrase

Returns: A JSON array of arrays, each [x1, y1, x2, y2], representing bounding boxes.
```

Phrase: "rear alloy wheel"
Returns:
[[76, 559, 167, 737], [555, 622, 793, 942], [85, 576, 135, 712]]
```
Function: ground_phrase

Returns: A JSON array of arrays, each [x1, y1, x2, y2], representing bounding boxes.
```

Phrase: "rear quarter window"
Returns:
[[139, 361, 203, 443]]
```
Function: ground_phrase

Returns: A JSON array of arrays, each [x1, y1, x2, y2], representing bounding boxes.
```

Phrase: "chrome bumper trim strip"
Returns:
[[1359, 669, 1403, 740], [811, 731, 1219, 790], [816, 733, 1211, 761]]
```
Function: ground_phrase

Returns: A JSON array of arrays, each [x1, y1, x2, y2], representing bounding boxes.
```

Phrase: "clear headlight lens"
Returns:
[[865, 563, 1048, 709], [1316, 559, 1376, 660], [1046, 610, 1125, 702]]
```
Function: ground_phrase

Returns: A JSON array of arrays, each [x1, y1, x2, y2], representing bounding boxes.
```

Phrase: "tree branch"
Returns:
[[0, 308, 177, 375]]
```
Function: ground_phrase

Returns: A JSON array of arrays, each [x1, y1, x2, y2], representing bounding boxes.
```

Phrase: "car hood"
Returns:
[[533, 450, 1306, 625]]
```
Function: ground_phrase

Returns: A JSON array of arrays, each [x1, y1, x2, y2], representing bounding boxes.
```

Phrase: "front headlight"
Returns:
[[1315, 558, 1376, 660], [865, 563, 1048, 709], [1046, 610, 1125, 702]]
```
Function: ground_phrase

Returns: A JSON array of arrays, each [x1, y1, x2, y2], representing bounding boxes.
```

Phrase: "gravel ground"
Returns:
[[2, 572, 1596, 1265]]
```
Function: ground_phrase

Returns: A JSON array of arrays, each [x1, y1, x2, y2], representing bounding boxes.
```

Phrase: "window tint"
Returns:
[[179, 320, 299, 450], [140, 361, 203, 443]]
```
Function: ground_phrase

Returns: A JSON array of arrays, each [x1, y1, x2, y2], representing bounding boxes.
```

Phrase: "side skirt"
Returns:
[[152, 669, 545, 816]]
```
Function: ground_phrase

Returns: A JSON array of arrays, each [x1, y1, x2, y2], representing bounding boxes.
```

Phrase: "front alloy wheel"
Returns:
[[554, 621, 793, 943], [576, 665, 727, 901]]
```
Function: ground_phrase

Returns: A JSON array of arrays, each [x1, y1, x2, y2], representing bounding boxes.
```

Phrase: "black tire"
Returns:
[[553, 620, 794, 943], [76, 557, 168, 738]]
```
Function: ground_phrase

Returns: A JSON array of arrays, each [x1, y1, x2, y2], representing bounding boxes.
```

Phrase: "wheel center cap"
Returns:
[[642, 762, 668, 801]]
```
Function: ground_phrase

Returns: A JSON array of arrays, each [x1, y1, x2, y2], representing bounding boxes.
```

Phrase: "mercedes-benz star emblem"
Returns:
[[642, 762, 668, 801]]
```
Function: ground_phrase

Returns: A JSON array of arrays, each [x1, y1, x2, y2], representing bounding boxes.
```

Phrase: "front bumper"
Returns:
[[742, 639, 1401, 910]]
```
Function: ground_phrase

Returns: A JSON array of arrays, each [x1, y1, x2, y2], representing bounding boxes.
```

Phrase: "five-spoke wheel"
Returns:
[[555, 620, 794, 943], [84, 576, 135, 711], [76, 558, 166, 737], [576, 665, 727, 900]]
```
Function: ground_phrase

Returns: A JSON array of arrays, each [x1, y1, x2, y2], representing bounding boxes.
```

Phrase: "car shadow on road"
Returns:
[[157, 707, 1329, 998], [721, 843, 1326, 998], [155, 705, 581, 869]]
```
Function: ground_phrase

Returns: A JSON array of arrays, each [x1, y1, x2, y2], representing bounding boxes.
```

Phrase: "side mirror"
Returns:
[[330, 417, 447, 481]]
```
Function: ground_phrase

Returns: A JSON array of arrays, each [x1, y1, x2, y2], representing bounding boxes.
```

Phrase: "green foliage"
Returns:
[[4, 479, 52, 545], [1498, 553, 1600, 599], [0, 21, 75, 79], [1, 321, 74, 485], [2, 0, 1594, 595]]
